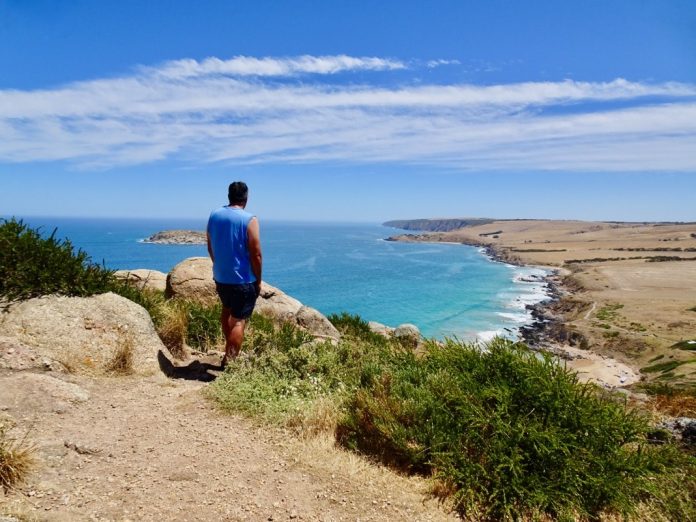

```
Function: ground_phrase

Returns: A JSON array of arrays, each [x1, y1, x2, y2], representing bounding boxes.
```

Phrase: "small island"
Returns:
[[142, 230, 206, 245]]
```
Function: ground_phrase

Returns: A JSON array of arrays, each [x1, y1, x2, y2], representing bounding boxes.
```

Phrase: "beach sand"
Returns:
[[389, 220, 696, 389]]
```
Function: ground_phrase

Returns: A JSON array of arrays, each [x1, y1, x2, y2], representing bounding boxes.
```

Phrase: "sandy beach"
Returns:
[[388, 219, 696, 390]]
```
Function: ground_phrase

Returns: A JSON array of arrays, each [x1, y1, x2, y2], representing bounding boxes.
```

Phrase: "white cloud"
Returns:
[[0, 54, 695, 171], [148, 55, 406, 78]]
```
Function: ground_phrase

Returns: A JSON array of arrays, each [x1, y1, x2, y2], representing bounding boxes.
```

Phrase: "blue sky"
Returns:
[[1, 0, 695, 222]]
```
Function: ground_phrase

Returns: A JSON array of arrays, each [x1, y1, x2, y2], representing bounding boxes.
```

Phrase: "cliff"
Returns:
[[383, 218, 494, 232]]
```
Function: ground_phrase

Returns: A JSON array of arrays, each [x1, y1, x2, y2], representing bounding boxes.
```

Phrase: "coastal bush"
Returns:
[[328, 312, 388, 345], [0, 218, 113, 301], [184, 301, 223, 351], [210, 320, 696, 520], [335, 337, 696, 521]]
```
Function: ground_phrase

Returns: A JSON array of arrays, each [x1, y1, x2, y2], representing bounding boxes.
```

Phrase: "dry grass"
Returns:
[[277, 432, 457, 521], [104, 335, 135, 375], [0, 423, 34, 492], [284, 397, 341, 439], [156, 302, 188, 359], [652, 394, 696, 417]]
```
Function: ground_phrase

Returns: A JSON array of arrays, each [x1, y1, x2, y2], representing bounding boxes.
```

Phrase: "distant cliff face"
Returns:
[[383, 218, 494, 232], [143, 230, 206, 244]]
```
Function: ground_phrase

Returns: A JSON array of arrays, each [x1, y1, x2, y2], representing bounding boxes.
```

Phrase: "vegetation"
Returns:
[[209, 318, 696, 520], [0, 218, 114, 301], [0, 422, 34, 491], [4, 218, 696, 520], [595, 303, 624, 322]]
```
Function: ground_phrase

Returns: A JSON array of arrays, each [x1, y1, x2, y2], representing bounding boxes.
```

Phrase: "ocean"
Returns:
[[10, 216, 550, 340]]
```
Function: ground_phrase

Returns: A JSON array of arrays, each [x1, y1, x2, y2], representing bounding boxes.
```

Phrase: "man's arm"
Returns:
[[206, 232, 215, 262], [247, 217, 263, 294]]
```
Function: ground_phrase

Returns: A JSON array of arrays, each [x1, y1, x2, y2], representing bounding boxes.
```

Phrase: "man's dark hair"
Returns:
[[228, 181, 249, 205]]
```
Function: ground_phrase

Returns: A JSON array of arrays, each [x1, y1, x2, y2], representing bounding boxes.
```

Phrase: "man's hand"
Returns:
[[254, 280, 261, 297]]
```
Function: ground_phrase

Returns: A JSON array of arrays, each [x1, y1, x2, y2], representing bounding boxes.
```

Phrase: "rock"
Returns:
[[114, 269, 167, 292], [0, 293, 163, 375], [658, 417, 696, 445], [256, 284, 340, 340], [0, 373, 89, 415], [295, 306, 340, 341], [255, 282, 303, 322], [394, 323, 421, 343], [0, 336, 65, 372], [368, 321, 394, 338], [143, 230, 206, 244], [166, 257, 217, 304], [165, 258, 340, 340]]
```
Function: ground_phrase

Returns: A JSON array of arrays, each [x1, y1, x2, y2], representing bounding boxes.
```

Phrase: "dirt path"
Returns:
[[1, 373, 456, 522]]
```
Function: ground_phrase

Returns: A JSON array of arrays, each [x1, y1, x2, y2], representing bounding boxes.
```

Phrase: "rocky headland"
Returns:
[[142, 230, 206, 244]]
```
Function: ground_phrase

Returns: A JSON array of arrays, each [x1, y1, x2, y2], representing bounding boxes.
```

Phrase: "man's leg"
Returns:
[[221, 306, 246, 365]]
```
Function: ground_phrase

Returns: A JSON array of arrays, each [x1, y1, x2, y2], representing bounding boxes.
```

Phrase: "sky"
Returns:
[[1, 0, 695, 222]]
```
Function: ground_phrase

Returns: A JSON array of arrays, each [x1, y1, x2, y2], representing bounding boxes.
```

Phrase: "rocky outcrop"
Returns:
[[114, 269, 167, 292], [166, 257, 217, 304], [256, 284, 340, 341], [0, 293, 163, 375], [143, 230, 206, 244], [163, 257, 340, 340]]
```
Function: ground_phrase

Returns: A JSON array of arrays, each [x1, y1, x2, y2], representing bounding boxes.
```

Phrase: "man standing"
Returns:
[[207, 181, 262, 367]]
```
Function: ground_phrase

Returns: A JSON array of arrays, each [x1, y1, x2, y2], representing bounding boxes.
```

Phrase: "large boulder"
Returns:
[[256, 283, 340, 341], [295, 306, 341, 341], [0, 293, 163, 375], [255, 282, 303, 322], [166, 257, 217, 304], [114, 269, 167, 292], [394, 323, 421, 347]]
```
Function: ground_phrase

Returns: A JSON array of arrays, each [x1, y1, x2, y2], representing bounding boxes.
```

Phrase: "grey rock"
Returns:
[[0, 293, 163, 375], [368, 321, 394, 338], [295, 306, 340, 341], [166, 257, 217, 305], [114, 269, 167, 292]]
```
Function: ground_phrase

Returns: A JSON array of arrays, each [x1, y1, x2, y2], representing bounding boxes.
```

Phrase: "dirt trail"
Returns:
[[1, 373, 456, 522]]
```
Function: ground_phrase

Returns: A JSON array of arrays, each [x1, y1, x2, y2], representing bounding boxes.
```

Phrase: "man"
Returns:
[[207, 181, 262, 367]]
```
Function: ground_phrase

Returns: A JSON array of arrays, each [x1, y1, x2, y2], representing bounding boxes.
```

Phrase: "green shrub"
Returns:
[[641, 360, 688, 374], [0, 218, 113, 300], [336, 337, 696, 520], [328, 312, 387, 345], [185, 301, 223, 350]]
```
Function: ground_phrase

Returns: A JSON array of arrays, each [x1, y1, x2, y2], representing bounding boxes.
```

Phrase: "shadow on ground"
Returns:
[[157, 349, 223, 382]]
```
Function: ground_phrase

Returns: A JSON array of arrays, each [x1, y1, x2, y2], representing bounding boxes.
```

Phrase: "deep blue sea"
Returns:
[[11, 216, 550, 340]]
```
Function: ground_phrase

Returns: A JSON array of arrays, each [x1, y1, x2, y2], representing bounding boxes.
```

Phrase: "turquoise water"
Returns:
[[11, 217, 550, 340]]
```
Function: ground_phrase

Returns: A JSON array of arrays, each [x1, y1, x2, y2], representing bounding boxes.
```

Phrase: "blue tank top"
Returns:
[[206, 206, 256, 284]]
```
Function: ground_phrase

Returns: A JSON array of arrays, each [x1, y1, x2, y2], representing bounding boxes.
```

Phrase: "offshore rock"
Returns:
[[143, 230, 206, 244]]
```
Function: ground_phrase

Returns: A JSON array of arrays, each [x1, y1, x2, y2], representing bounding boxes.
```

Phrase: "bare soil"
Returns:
[[1, 372, 456, 522]]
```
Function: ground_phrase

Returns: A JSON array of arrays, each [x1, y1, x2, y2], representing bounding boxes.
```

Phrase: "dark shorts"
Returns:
[[215, 282, 258, 319]]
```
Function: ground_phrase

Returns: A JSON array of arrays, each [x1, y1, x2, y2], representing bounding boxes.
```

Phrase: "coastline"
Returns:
[[385, 230, 643, 389]]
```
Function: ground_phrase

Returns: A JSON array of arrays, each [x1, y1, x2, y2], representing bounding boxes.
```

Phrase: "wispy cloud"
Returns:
[[0, 54, 695, 170], [148, 54, 407, 78]]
